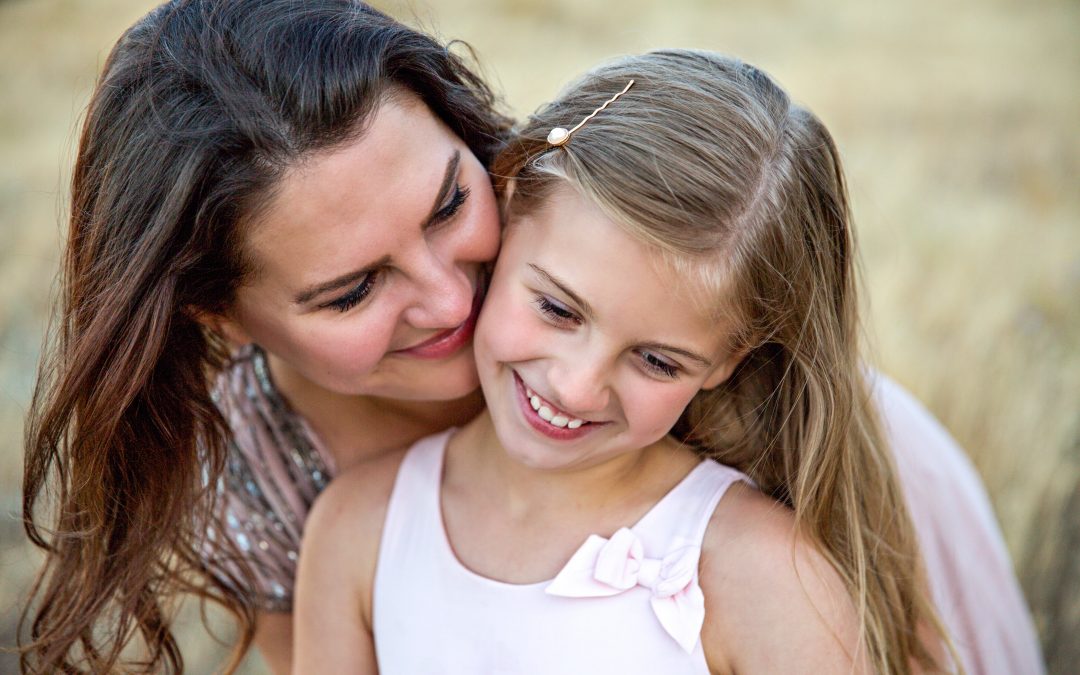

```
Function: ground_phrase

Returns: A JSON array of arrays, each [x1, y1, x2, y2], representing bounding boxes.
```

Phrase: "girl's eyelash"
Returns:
[[534, 295, 581, 325], [534, 292, 679, 378], [638, 351, 679, 379], [324, 270, 380, 312], [431, 184, 470, 226]]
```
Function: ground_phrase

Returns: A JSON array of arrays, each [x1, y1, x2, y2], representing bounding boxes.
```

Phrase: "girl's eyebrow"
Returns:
[[293, 151, 461, 305], [528, 263, 714, 368], [528, 263, 595, 320]]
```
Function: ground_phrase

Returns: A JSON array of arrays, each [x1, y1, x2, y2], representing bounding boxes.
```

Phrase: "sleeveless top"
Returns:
[[206, 345, 336, 611], [201, 349, 1044, 674], [373, 430, 752, 674]]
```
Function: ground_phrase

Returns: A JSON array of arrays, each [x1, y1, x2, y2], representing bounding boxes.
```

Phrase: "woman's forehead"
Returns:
[[241, 95, 462, 284]]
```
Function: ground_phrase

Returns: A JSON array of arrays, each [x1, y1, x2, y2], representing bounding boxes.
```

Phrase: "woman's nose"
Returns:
[[401, 253, 474, 330]]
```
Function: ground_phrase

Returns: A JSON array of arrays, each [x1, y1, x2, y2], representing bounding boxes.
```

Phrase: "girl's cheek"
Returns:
[[626, 385, 698, 438]]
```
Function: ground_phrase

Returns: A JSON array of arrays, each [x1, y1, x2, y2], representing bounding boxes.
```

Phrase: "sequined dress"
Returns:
[[207, 345, 335, 611]]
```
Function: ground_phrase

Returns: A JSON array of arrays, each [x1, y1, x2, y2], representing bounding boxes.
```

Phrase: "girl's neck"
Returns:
[[449, 411, 693, 521], [265, 352, 485, 472]]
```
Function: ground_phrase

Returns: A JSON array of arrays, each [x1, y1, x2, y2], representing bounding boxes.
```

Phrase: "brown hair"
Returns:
[[493, 50, 953, 673], [20, 0, 510, 672]]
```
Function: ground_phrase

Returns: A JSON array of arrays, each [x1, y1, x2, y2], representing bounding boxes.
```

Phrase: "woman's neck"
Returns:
[[265, 352, 485, 472]]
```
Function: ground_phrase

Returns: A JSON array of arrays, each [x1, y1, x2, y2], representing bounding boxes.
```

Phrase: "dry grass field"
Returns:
[[1, 0, 1077, 672]]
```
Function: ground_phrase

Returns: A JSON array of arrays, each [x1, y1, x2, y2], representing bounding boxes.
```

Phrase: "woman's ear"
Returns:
[[187, 307, 253, 347]]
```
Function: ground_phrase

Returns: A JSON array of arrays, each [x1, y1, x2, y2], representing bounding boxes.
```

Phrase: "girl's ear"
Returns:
[[701, 348, 748, 390], [187, 307, 254, 347]]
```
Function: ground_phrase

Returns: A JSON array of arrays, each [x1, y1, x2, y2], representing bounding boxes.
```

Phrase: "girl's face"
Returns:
[[474, 184, 742, 471], [222, 93, 500, 401]]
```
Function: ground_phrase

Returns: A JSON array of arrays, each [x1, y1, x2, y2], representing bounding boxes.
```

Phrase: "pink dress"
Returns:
[[869, 373, 1044, 674], [373, 430, 751, 673]]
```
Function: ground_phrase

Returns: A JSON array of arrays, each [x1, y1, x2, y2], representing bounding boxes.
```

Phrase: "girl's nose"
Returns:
[[549, 358, 611, 417]]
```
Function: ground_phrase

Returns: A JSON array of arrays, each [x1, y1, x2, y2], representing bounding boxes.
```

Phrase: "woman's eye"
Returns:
[[534, 295, 581, 325], [430, 184, 470, 227], [323, 271, 381, 313], [638, 351, 679, 379]]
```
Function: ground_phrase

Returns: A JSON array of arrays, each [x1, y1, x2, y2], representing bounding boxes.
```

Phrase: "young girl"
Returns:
[[294, 49, 958, 673]]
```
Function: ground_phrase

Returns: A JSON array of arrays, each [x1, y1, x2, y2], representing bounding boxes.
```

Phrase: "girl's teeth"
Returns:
[[524, 382, 586, 430]]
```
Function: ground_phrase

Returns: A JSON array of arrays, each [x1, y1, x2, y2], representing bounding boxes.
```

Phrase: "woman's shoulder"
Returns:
[[697, 485, 864, 672]]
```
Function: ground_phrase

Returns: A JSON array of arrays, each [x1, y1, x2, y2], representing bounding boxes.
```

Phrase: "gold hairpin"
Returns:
[[546, 79, 635, 147]]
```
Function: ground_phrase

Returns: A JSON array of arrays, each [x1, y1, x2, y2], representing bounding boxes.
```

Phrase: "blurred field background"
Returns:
[[1, 0, 1077, 671]]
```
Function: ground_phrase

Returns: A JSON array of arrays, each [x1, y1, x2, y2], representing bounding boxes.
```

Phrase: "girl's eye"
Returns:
[[430, 184, 470, 227], [534, 295, 581, 325], [323, 270, 381, 313], [638, 350, 679, 379]]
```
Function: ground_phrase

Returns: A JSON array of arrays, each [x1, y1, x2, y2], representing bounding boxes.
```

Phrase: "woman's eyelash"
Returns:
[[431, 184, 470, 226], [639, 351, 679, 379], [535, 295, 581, 324], [324, 270, 380, 312]]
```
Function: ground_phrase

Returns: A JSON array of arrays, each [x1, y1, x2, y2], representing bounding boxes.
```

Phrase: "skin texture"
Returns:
[[293, 184, 866, 673], [215, 93, 501, 673]]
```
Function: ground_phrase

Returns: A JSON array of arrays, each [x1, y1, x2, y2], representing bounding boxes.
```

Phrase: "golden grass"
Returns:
[[1, 0, 1076, 671]]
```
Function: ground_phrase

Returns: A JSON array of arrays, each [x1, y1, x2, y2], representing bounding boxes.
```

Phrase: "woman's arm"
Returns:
[[292, 449, 406, 674], [253, 612, 293, 675], [698, 483, 867, 674]]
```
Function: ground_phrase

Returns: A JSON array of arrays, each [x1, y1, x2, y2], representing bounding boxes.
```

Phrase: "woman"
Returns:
[[22, 1, 1041, 674], [21, 0, 509, 672]]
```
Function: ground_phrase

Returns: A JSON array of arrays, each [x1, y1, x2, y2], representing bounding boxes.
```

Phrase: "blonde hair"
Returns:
[[493, 50, 954, 673]]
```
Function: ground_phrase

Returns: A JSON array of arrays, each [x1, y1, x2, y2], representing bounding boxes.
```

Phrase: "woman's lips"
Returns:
[[513, 371, 600, 442], [394, 279, 484, 360]]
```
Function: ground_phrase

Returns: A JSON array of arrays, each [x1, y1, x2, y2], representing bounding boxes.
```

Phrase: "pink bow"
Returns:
[[545, 527, 705, 653]]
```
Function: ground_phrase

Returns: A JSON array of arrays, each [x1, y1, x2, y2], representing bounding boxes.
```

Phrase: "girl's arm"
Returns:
[[698, 483, 867, 674], [292, 450, 406, 674]]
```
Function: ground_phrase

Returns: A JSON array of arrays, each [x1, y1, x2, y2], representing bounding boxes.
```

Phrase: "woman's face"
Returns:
[[474, 184, 743, 472], [223, 93, 500, 402]]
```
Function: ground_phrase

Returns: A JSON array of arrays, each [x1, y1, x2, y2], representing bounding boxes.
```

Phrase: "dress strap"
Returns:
[[633, 460, 753, 550], [378, 429, 454, 561]]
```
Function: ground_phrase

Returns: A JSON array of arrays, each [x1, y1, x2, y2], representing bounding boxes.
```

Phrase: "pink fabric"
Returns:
[[872, 373, 1044, 675], [545, 527, 707, 653], [373, 430, 750, 673], [204, 345, 336, 611]]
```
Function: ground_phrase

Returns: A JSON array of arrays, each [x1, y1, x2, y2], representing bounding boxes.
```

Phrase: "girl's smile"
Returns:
[[513, 370, 603, 441]]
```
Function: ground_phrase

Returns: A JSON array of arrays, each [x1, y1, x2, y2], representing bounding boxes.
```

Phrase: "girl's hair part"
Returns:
[[20, 0, 510, 672], [493, 49, 955, 673]]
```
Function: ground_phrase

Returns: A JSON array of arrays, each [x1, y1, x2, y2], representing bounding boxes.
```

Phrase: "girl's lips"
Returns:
[[394, 279, 484, 360], [513, 371, 601, 442]]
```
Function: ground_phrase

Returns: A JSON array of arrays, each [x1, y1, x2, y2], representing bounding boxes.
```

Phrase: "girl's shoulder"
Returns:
[[697, 484, 864, 673], [305, 444, 410, 560]]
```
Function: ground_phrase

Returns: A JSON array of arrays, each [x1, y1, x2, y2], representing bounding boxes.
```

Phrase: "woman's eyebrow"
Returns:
[[294, 256, 390, 305], [292, 150, 461, 305]]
